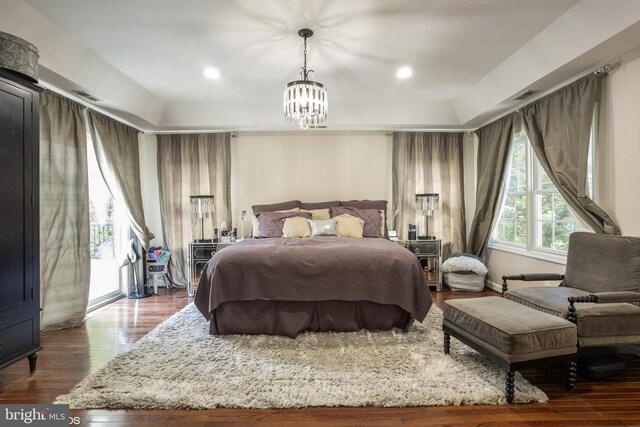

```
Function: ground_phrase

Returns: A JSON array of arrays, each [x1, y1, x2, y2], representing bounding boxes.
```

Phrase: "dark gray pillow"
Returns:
[[340, 200, 388, 237], [252, 200, 300, 214], [330, 207, 383, 238], [340, 199, 387, 211], [256, 211, 312, 238], [300, 201, 340, 210]]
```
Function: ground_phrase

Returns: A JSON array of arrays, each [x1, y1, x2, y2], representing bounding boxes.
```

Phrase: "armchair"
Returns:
[[502, 232, 640, 356]]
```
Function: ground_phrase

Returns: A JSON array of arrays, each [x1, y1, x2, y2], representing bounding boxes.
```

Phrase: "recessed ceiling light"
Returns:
[[396, 67, 412, 79], [203, 67, 220, 79]]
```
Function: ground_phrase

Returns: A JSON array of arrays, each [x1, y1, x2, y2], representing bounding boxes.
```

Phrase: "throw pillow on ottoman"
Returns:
[[442, 253, 487, 292]]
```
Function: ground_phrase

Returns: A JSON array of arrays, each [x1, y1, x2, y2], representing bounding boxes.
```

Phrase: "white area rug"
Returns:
[[55, 303, 547, 409]]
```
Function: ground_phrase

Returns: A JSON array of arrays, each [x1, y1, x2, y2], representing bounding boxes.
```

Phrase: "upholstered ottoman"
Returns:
[[443, 296, 578, 403]]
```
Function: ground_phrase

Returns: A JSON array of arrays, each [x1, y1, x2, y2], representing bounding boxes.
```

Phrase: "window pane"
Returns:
[[508, 139, 526, 193], [554, 222, 573, 251], [515, 219, 527, 245], [502, 195, 516, 219], [540, 220, 553, 248], [539, 193, 553, 220], [514, 194, 527, 220], [539, 167, 555, 190], [554, 194, 571, 221], [500, 219, 515, 242]]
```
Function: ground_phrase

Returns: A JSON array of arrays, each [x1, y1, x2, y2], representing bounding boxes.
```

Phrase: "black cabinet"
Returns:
[[0, 68, 41, 377]]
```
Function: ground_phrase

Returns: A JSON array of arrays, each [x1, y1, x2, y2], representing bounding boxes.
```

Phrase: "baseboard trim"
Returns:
[[485, 280, 502, 293]]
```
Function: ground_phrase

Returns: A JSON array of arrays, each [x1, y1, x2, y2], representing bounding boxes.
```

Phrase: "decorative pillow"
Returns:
[[340, 199, 387, 211], [252, 200, 300, 214], [340, 200, 388, 237], [282, 217, 311, 238], [255, 211, 311, 238], [300, 201, 340, 210], [300, 208, 330, 220], [252, 208, 299, 237], [308, 219, 338, 236], [334, 214, 365, 238], [330, 207, 383, 238], [442, 254, 488, 275]]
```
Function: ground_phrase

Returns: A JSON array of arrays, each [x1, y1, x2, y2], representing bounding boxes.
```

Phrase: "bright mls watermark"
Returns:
[[1, 405, 80, 426]]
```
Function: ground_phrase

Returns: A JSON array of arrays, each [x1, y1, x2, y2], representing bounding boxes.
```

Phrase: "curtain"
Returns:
[[40, 90, 90, 332], [157, 133, 231, 286], [392, 132, 466, 260], [467, 115, 514, 258], [86, 111, 155, 249], [521, 73, 620, 235]]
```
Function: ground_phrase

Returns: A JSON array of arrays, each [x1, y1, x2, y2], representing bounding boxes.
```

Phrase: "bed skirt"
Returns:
[[210, 300, 413, 338]]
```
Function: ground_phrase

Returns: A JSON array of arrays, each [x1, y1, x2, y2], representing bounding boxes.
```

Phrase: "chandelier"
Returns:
[[283, 28, 328, 129]]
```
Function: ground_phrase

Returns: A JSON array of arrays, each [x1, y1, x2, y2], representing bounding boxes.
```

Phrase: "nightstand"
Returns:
[[187, 241, 234, 296], [398, 239, 442, 291]]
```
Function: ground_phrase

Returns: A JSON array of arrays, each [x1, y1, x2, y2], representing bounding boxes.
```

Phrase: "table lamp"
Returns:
[[415, 193, 439, 240], [190, 195, 215, 242]]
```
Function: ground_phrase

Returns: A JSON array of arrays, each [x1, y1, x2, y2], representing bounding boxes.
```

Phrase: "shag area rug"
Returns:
[[55, 303, 547, 409]]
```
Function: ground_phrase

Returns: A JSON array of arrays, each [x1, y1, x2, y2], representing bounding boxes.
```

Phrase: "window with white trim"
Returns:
[[491, 128, 594, 255]]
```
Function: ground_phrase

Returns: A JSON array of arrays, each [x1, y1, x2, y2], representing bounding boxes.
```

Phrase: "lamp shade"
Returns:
[[190, 195, 215, 218], [415, 193, 439, 216]]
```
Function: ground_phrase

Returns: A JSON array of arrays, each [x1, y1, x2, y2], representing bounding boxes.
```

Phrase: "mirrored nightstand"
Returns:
[[397, 239, 442, 291], [187, 241, 234, 296]]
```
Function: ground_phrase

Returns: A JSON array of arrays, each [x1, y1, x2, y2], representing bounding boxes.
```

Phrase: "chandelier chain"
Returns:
[[303, 36, 307, 77]]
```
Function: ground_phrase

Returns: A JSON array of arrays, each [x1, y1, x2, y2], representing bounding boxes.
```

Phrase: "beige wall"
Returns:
[[597, 52, 640, 236], [484, 54, 640, 291], [230, 131, 393, 238]]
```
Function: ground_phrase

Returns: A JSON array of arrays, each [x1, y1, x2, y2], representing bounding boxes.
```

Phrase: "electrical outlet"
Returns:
[[544, 280, 551, 287]]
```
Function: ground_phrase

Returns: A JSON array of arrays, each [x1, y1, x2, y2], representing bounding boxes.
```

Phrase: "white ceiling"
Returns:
[[4, 0, 640, 131]]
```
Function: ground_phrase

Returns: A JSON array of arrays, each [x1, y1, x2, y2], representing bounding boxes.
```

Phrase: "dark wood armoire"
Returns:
[[0, 67, 42, 378]]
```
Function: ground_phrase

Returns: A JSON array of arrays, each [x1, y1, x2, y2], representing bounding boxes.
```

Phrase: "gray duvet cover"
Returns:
[[194, 236, 432, 336]]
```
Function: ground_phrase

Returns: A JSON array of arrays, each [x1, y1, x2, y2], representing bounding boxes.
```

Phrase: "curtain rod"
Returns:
[[473, 62, 620, 131]]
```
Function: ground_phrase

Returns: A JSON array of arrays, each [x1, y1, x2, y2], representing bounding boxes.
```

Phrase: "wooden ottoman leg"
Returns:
[[505, 369, 515, 404], [444, 332, 450, 355], [566, 360, 577, 391]]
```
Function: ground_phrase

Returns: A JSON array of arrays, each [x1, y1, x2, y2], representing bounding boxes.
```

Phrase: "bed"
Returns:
[[193, 236, 432, 337]]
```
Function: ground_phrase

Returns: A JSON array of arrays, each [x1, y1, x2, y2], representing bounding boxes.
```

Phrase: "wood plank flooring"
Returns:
[[1, 287, 639, 426]]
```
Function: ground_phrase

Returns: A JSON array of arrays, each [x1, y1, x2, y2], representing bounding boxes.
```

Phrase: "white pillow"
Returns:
[[334, 214, 365, 238], [282, 217, 311, 238], [308, 219, 338, 236], [300, 208, 330, 220], [251, 208, 299, 237]]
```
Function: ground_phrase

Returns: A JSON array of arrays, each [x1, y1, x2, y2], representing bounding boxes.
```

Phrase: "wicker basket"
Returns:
[[0, 31, 39, 82]]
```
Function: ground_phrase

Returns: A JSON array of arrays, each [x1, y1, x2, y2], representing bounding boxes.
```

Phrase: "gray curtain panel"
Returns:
[[157, 133, 231, 286], [521, 73, 620, 235], [467, 115, 515, 259], [39, 90, 90, 332], [86, 111, 155, 249], [392, 132, 466, 260]]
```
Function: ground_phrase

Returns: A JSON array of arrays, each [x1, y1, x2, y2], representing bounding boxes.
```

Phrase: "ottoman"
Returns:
[[443, 296, 578, 403]]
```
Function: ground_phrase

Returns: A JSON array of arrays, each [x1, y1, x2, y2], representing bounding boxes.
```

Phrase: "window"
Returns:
[[491, 129, 594, 258]]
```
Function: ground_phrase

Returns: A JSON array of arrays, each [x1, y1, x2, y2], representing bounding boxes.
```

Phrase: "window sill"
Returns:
[[488, 242, 567, 265]]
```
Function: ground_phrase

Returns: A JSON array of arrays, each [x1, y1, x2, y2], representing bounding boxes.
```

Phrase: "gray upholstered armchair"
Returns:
[[501, 232, 640, 355]]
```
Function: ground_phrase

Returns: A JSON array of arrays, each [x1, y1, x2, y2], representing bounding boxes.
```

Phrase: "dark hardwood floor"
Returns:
[[1, 287, 639, 426]]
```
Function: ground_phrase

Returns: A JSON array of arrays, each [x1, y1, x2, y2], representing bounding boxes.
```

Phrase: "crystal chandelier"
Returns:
[[283, 29, 328, 129]]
